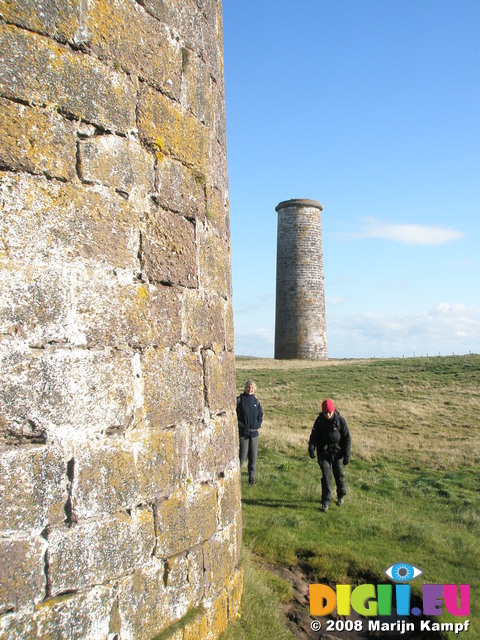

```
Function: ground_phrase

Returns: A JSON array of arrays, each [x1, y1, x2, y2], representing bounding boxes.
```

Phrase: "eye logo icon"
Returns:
[[385, 563, 423, 582]]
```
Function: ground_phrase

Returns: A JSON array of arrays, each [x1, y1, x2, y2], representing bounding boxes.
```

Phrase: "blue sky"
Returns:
[[222, 0, 480, 359]]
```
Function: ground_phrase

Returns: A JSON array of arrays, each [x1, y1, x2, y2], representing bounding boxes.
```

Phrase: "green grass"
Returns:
[[221, 355, 480, 640]]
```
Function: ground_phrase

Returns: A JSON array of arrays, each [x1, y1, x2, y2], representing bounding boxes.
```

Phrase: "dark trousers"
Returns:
[[239, 435, 258, 480], [319, 456, 346, 505]]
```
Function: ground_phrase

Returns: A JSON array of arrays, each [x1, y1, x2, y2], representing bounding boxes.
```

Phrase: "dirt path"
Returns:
[[261, 562, 444, 640]]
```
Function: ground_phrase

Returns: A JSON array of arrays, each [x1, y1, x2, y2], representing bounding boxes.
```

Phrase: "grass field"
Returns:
[[221, 355, 480, 640]]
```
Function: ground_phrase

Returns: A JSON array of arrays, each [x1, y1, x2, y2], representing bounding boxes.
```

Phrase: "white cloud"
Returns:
[[328, 303, 480, 358], [344, 218, 466, 246]]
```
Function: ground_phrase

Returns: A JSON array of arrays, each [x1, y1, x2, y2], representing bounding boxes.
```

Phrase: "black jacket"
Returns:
[[309, 410, 351, 461], [236, 393, 263, 438]]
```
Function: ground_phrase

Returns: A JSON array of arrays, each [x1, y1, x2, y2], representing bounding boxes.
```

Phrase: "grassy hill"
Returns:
[[221, 355, 480, 640]]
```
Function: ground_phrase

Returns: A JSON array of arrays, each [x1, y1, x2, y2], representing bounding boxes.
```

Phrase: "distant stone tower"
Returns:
[[274, 199, 328, 359]]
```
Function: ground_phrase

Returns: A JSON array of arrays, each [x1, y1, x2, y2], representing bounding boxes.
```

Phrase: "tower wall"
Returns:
[[274, 199, 328, 360], [0, 1, 242, 638]]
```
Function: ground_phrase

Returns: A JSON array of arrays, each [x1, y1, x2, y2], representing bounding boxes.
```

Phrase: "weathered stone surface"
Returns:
[[0, 0, 241, 636], [142, 0, 223, 85], [0, 173, 140, 271], [0, 584, 113, 640], [218, 468, 241, 530], [0, 0, 79, 42], [0, 265, 73, 346], [0, 267, 183, 349], [202, 523, 237, 598], [206, 184, 230, 239], [0, 446, 66, 533], [73, 429, 187, 518], [74, 276, 183, 349], [0, 99, 77, 180], [224, 298, 235, 352], [138, 84, 208, 173], [156, 156, 207, 221], [141, 204, 197, 287], [0, 535, 47, 613], [0, 343, 139, 440], [181, 290, 225, 351], [187, 412, 237, 482], [180, 49, 212, 126], [48, 508, 154, 594], [203, 349, 236, 415], [79, 134, 155, 194], [117, 552, 202, 639], [85, 0, 183, 97], [198, 226, 232, 298], [154, 484, 217, 558], [142, 345, 205, 429], [0, 23, 137, 132], [211, 81, 228, 149]]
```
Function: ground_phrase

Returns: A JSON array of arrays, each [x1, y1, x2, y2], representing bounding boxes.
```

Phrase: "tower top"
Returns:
[[275, 198, 324, 213]]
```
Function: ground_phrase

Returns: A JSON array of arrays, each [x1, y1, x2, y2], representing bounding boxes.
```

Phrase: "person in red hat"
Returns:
[[308, 398, 351, 512]]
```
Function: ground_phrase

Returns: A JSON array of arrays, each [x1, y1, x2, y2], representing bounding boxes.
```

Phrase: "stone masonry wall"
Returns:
[[0, 1, 242, 638], [275, 199, 328, 360]]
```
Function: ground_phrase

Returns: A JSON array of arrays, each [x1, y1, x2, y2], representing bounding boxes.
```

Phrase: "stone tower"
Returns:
[[274, 198, 328, 359], [0, 2, 242, 639]]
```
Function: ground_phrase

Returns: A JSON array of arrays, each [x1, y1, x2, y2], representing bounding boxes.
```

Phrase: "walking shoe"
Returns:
[[248, 477, 256, 485], [336, 497, 345, 506], [321, 503, 329, 512]]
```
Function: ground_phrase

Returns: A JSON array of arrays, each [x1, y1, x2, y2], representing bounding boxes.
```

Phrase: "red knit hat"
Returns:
[[322, 399, 335, 413]]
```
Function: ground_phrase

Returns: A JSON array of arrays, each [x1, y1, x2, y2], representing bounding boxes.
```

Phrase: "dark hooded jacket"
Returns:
[[236, 393, 263, 438], [309, 410, 351, 462]]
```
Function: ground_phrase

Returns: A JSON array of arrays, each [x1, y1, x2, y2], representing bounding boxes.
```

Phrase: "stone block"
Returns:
[[85, 0, 182, 98], [197, 226, 232, 298], [141, 204, 197, 287], [0, 173, 140, 271], [180, 50, 212, 126], [227, 566, 244, 622], [79, 135, 155, 194], [75, 275, 183, 349], [211, 82, 228, 149], [71, 443, 139, 520], [116, 555, 204, 639], [0, 264, 73, 346], [47, 508, 154, 595], [0, 0, 78, 42], [206, 185, 230, 239], [0, 535, 47, 613], [0, 584, 114, 639], [0, 446, 66, 533], [0, 24, 136, 133], [0, 99, 76, 180], [73, 428, 187, 519], [203, 349, 236, 415], [134, 428, 187, 502], [156, 156, 206, 221], [224, 299, 235, 352], [138, 85, 208, 173], [181, 290, 225, 352], [154, 484, 218, 558], [142, 344, 204, 430], [187, 411, 237, 483], [0, 343, 139, 440], [202, 524, 237, 599], [142, 0, 223, 85], [218, 468, 241, 530]]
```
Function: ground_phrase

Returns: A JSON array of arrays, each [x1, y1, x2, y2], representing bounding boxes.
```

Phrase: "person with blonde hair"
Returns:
[[308, 398, 351, 512], [237, 380, 263, 485]]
